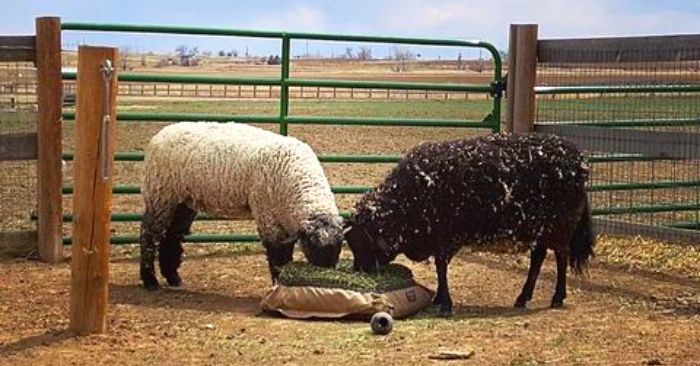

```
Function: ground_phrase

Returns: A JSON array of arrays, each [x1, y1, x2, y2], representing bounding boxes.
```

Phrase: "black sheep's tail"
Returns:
[[569, 197, 595, 275]]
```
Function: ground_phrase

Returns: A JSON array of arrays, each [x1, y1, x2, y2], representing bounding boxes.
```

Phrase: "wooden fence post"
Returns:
[[69, 46, 118, 335], [35, 17, 63, 263], [505, 24, 538, 133]]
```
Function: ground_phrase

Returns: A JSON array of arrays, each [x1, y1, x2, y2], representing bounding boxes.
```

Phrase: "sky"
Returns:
[[3, 0, 700, 59]]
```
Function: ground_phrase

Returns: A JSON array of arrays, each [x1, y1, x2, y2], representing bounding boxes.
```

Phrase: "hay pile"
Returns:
[[261, 260, 434, 320], [278, 260, 415, 293]]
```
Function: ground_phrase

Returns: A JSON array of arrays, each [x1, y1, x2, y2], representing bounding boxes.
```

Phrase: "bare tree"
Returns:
[[175, 45, 200, 66], [356, 46, 372, 60], [390, 46, 415, 72], [175, 45, 188, 57], [344, 47, 353, 60]]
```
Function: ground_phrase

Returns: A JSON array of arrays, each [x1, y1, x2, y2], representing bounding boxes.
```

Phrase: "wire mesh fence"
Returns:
[[0, 62, 37, 111], [535, 44, 700, 240], [0, 62, 38, 232]]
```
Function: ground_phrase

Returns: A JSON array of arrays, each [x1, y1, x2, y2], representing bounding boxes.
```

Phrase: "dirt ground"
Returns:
[[1, 235, 699, 366], [1, 54, 698, 365]]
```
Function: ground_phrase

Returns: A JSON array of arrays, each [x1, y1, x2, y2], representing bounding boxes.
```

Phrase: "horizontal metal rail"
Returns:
[[61, 111, 493, 128], [61, 151, 673, 164], [535, 85, 700, 94], [43, 211, 354, 223], [592, 203, 700, 216], [54, 202, 700, 224], [587, 154, 677, 163], [62, 111, 280, 124], [63, 180, 700, 196], [667, 221, 700, 230], [61, 152, 402, 163], [62, 234, 260, 245], [594, 218, 700, 245], [588, 180, 700, 192], [62, 71, 281, 86], [284, 116, 494, 128], [287, 78, 492, 92], [61, 22, 502, 78], [57, 203, 699, 245], [63, 71, 494, 93], [61, 185, 372, 195]]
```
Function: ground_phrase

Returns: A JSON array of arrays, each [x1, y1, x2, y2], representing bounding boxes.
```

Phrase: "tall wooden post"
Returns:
[[505, 24, 538, 133], [69, 46, 118, 335], [35, 17, 63, 263]]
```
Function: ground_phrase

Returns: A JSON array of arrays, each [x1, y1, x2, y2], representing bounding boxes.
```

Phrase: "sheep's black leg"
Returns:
[[514, 242, 547, 308], [263, 240, 295, 284], [433, 253, 453, 316], [551, 249, 568, 308], [140, 227, 160, 291], [140, 203, 176, 291], [159, 203, 196, 287]]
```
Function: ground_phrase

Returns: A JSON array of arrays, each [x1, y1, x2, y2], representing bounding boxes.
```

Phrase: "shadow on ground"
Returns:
[[110, 283, 261, 314], [462, 254, 700, 316], [0, 330, 74, 356]]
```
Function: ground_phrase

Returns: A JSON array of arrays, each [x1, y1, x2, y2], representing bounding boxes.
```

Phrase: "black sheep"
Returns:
[[345, 133, 595, 315]]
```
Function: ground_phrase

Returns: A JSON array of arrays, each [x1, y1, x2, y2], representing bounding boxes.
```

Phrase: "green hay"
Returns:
[[278, 260, 415, 293]]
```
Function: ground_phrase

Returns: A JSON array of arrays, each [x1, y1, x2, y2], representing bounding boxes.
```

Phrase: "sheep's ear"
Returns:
[[342, 217, 355, 234], [298, 219, 315, 238]]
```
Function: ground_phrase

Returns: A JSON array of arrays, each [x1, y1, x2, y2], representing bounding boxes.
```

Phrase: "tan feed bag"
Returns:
[[260, 283, 435, 320]]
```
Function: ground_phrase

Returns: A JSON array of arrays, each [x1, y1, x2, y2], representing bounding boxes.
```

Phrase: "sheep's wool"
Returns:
[[142, 122, 338, 240]]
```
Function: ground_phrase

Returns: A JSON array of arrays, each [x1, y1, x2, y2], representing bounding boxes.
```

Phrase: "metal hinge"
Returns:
[[490, 78, 507, 98]]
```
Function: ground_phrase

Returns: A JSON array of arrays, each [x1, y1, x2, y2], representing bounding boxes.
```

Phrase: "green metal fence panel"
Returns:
[[60, 21, 505, 245]]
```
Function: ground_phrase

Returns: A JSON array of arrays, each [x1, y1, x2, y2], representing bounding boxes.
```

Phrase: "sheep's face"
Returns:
[[298, 214, 343, 268], [345, 220, 394, 273]]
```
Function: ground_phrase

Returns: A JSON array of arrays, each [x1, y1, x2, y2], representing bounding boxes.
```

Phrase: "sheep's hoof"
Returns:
[[437, 302, 454, 317], [141, 275, 160, 291], [550, 300, 565, 308], [142, 282, 160, 291], [437, 307, 454, 318], [514, 299, 528, 308], [165, 275, 182, 287]]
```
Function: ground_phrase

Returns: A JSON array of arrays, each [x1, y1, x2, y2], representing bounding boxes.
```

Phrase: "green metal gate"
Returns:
[[59, 22, 505, 245]]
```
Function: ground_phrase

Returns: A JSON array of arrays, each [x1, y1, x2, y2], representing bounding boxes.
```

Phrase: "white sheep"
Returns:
[[139, 122, 343, 290]]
